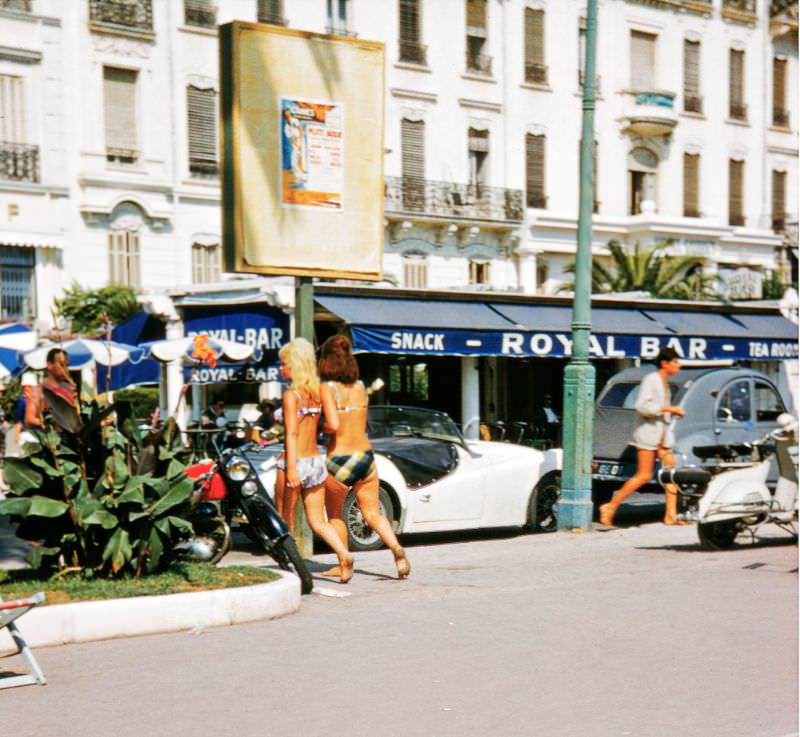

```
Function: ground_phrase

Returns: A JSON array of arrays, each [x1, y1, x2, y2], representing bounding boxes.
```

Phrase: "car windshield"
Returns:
[[367, 406, 464, 444], [599, 381, 679, 408]]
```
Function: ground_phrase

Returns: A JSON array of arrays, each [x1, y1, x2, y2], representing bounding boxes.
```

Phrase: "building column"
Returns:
[[461, 356, 480, 439], [164, 318, 185, 428], [517, 244, 541, 295]]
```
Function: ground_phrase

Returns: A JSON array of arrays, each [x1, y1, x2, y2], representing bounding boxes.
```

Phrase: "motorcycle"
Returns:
[[659, 413, 798, 550], [178, 426, 314, 594]]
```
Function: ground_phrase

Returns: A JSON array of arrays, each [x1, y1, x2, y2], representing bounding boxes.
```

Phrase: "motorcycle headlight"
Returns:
[[225, 457, 250, 482], [241, 479, 258, 497]]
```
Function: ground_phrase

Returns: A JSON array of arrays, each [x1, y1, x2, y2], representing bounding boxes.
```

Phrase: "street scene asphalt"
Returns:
[[1, 499, 796, 737]]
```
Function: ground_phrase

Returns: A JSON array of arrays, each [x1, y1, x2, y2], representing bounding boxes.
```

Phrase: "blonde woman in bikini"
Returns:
[[278, 338, 353, 584], [318, 335, 410, 579]]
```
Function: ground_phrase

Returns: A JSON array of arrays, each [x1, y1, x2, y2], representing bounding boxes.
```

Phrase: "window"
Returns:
[[524, 8, 546, 84], [326, 0, 351, 35], [525, 133, 546, 209], [0, 74, 38, 183], [0, 1, 33, 11], [184, 0, 216, 28], [772, 170, 786, 232], [468, 128, 489, 187], [257, 0, 285, 25], [109, 230, 141, 287], [469, 260, 490, 285], [716, 380, 751, 423], [403, 254, 428, 288], [754, 380, 785, 422], [89, 0, 153, 32], [536, 258, 548, 293], [683, 40, 702, 114], [398, 0, 425, 64], [628, 147, 657, 215], [683, 153, 700, 217], [401, 118, 425, 210], [187, 85, 218, 177], [192, 242, 222, 284], [466, 0, 491, 75], [104, 67, 138, 165], [577, 17, 601, 94], [630, 30, 656, 90], [728, 159, 744, 226], [0, 246, 35, 320], [729, 49, 746, 121], [773, 57, 789, 127]]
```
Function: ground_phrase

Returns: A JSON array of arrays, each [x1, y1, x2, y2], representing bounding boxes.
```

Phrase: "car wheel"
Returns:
[[343, 486, 395, 551], [697, 519, 739, 550], [528, 472, 560, 533]]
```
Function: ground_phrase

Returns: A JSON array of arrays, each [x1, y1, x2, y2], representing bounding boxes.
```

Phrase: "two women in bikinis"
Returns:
[[318, 335, 410, 579], [278, 338, 353, 584]]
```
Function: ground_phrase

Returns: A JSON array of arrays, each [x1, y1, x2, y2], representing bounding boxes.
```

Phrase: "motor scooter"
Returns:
[[659, 413, 798, 550], [177, 426, 314, 594]]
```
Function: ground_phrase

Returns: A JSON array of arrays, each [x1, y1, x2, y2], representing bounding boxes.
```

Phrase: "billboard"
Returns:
[[220, 22, 384, 280]]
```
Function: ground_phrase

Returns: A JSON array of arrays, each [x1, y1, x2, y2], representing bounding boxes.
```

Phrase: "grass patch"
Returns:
[[0, 563, 279, 606]]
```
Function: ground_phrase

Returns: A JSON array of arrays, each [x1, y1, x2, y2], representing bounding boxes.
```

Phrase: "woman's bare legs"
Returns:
[[354, 473, 410, 578], [598, 449, 656, 527], [658, 448, 685, 525], [275, 466, 286, 519], [320, 475, 350, 577], [302, 483, 353, 583]]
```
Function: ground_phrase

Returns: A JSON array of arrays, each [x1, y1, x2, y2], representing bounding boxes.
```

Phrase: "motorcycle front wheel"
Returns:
[[271, 536, 314, 595], [698, 519, 739, 550]]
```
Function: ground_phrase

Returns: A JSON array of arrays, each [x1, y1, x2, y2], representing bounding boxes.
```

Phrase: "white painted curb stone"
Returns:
[[0, 569, 300, 655]]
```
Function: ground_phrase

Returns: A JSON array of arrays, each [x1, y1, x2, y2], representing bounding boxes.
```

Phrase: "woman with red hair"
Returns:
[[319, 335, 410, 579]]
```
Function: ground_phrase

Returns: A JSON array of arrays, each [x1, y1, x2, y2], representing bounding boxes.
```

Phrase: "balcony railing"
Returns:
[[773, 109, 790, 128], [385, 176, 524, 222], [0, 142, 39, 183], [106, 146, 138, 165], [89, 0, 153, 32], [729, 102, 748, 121], [684, 94, 703, 114], [466, 50, 492, 75], [398, 40, 427, 65], [525, 62, 548, 85], [189, 157, 218, 178], [184, 1, 216, 28], [772, 215, 786, 232], [0, 0, 32, 11], [723, 0, 756, 12], [526, 194, 547, 209]]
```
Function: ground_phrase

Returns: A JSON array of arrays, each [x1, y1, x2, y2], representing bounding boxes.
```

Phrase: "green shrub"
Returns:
[[114, 386, 160, 420]]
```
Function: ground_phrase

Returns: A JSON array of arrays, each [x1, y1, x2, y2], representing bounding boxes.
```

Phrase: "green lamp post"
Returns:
[[558, 0, 598, 531]]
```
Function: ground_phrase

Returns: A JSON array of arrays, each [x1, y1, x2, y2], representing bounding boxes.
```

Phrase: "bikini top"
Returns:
[[327, 381, 368, 413], [292, 388, 322, 419]]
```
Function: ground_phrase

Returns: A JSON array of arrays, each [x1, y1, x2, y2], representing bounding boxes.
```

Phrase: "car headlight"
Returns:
[[241, 479, 258, 497], [225, 457, 250, 482]]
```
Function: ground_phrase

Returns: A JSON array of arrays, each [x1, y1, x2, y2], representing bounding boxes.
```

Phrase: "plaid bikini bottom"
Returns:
[[326, 450, 376, 487]]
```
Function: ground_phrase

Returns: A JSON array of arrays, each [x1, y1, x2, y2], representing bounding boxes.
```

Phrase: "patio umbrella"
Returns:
[[0, 347, 22, 379], [0, 322, 36, 352], [145, 335, 256, 365], [22, 338, 144, 370]]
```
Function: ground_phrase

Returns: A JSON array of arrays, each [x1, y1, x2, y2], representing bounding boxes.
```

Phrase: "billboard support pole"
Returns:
[[291, 276, 315, 557]]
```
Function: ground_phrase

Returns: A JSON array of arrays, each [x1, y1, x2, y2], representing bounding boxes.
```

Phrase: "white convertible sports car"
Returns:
[[254, 405, 562, 550]]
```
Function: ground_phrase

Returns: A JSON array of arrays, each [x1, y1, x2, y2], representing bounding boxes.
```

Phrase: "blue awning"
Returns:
[[317, 293, 798, 361]]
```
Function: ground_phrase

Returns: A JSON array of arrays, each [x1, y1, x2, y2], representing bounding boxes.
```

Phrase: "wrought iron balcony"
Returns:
[[184, 1, 216, 28], [729, 102, 748, 121], [385, 176, 524, 223], [90, 0, 153, 32], [466, 50, 492, 75], [772, 214, 786, 232], [106, 146, 138, 165], [773, 109, 791, 128], [722, 0, 758, 21], [525, 63, 548, 85], [0, 0, 33, 11], [526, 193, 547, 209], [398, 40, 427, 65], [684, 95, 703, 114], [189, 157, 219, 178], [0, 142, 39, 183]]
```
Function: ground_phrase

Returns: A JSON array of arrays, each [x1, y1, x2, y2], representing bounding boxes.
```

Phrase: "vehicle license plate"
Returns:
[[597, 463, 621, 476]]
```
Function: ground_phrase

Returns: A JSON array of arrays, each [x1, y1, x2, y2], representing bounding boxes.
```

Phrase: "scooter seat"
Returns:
[[659, 467, 711, 487]]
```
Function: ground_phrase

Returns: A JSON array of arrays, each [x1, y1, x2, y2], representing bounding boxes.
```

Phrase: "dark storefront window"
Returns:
[[0, 245, 35, 319]]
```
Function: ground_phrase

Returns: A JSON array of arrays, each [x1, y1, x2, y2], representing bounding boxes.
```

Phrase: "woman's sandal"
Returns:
[[394, 547, 411, 579], [339, 556, 354, 584]]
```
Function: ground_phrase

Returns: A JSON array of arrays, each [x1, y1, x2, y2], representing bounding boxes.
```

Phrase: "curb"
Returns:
[[0, 570, 300, 655]]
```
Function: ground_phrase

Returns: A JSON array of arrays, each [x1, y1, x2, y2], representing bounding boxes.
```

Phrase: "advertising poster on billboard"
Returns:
[[220, 23, 384, 280], [280, 97, 344, 210]]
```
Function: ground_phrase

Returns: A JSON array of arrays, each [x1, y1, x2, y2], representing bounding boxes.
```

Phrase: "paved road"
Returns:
[[2, 514, 796, 737]]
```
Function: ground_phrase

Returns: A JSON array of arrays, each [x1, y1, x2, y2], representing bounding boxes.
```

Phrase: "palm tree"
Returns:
[[561, 239, 718, 300]]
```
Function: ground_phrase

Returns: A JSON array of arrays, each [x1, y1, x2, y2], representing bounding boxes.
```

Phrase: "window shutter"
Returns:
[[728, 159, 744, 226], [466, 0, 486, 36], [128, 231, 141, 288], [729, 49, 744, 115], [187, 85, 218, 174], [526, 133, 545, 208], [683, 153, 700, 217], [257, 0, 283, 23], [0, 74, 24, 143], [773, 57, 787, 123], [399, 0, 419, 43], [109, 231, 125, 284], [630, 31, 655, 90], [401, 119, 425, 180], [683, 40, 700, 112], [468, 128, 489, 153], [525, 8, 544, 64], [772, 170, 786, 230], [103, 67, 137, 153]]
